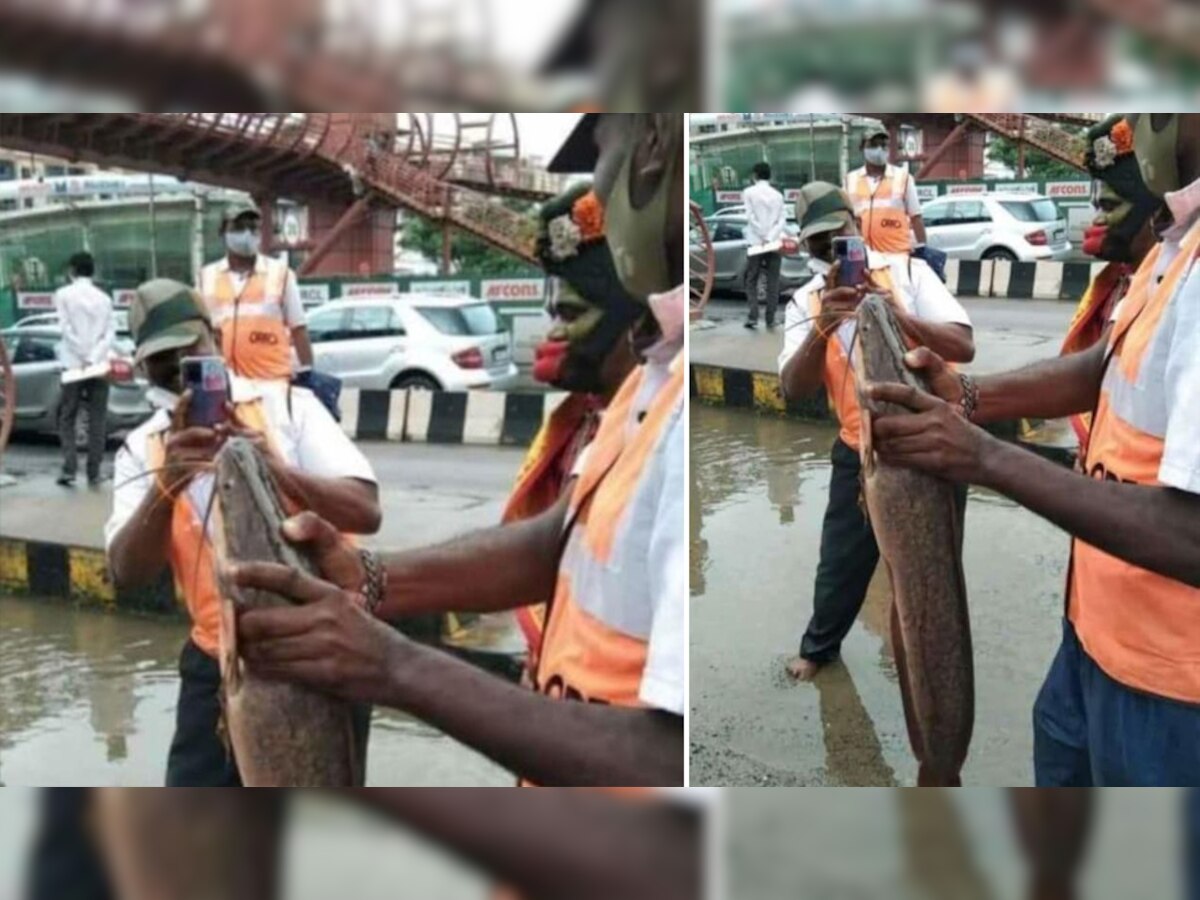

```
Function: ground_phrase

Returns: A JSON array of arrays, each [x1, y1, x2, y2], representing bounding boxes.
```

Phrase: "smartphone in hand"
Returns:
[[181, 356, 230, 428], [832, 236, 868, 289]]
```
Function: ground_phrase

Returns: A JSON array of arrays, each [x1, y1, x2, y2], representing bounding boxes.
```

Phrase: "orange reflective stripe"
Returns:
[[202, 259, 293, 380], [583, 360, 683, 564], [537, 576, 650, 708], [851, 168, 913, 254], [146, 399, 269, 656], [1069, 219, 1200, 703], [808, 267, 899, 450]]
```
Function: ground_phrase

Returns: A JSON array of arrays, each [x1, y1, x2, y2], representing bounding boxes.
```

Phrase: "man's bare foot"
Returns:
[[785, 656, 822, 681]]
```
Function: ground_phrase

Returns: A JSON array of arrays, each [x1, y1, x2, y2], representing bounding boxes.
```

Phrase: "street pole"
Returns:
[[809, 114, 816, 182], [148, 174, 158, 280], [191, 191, 206, 285]]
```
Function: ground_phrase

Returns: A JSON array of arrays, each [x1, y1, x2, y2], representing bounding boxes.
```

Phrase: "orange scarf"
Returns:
[[501, 393, 604, 667], [1060, 262, 1133, 452]]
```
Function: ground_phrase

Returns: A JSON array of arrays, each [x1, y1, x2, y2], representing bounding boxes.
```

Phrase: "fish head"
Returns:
[[214, 436, 269, 505]]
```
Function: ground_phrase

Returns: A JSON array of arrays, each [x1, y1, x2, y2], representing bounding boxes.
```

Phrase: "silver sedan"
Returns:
[[0, 327, 151, 438]]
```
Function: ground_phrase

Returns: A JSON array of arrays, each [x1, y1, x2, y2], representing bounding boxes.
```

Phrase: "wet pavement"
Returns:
[[0, 593, 510, 786], [727, 788, 1184, 900], [690, 405, 1070, 787]]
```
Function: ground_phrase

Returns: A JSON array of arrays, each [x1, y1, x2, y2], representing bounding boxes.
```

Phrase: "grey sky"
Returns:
[[514, 113, 584, 163]]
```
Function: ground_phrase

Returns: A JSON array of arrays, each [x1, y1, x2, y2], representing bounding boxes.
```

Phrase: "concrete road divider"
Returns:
[[337, 388, 567, 445], [943, 258, 1107, 301]]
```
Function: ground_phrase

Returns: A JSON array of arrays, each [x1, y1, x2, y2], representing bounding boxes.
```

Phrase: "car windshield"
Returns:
[[417, 303, 501, 336], [1000, 199, 1059, 223]]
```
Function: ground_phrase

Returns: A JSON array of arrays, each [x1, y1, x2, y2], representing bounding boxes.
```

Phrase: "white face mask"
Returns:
[[864, 147, 889, 167], [225, 229, 260, 257]]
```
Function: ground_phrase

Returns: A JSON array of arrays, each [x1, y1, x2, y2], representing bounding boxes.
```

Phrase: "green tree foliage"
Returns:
[[399, 201, 540, 276], [987, 132, 1086, 182]]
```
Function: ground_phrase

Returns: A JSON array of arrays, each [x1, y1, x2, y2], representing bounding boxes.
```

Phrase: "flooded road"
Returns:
[[0, 595, 508, 786], [690, 405, 1070, 787]]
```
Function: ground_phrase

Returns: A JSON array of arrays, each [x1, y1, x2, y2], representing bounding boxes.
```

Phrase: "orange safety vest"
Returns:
[[1068, 218, 1200, 704], [534, 356, 684, 710], [200, 256, 294, 380], [1059, 261, 1133, 455], [501, 393, 603, 670], [848, 166, 915, 255], [146, 398, 354, 658], [807, 266, 902, 451], [146, 400, 272, 657]]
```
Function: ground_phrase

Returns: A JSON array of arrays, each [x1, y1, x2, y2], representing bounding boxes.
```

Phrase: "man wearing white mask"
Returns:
[[197, 203, 313, 382], [845, 127, 927, 256]]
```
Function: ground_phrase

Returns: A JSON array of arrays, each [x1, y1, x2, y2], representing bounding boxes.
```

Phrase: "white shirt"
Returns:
[[105, 378, 376, 551], [53, 277, 115, 370], [1107, 176, 1200, 495], [777, 250, 972, 374], [742, 179, 787, 247], [200, 255, 306, 327], [846, 164, 923, 217]]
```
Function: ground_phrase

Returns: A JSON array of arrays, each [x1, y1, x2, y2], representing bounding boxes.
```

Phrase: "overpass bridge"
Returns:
[[0, 113, 561, 275]]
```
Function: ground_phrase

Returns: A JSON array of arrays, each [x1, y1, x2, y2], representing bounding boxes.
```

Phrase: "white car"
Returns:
[[14, 309, 132, 337], [305, 294, 520, 391], [921, 192, 1072, 263]]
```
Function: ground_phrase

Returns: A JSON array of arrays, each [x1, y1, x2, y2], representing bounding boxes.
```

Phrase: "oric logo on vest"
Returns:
[[1088, 461, 1131, 485], [880, 217, 904, 229], [248, 331, 279, 345]]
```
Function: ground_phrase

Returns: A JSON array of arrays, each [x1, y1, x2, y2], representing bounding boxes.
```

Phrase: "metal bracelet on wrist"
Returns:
[[958, 373, 980, 422], [358, 549, 386, 615]]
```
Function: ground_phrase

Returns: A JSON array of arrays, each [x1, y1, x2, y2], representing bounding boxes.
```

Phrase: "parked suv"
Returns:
[[306, 294, 519, 391], [921, 192, 1072, 262]]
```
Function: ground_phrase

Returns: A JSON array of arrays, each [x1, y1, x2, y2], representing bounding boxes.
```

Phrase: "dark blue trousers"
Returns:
[[1034, 619, 1200, 787]]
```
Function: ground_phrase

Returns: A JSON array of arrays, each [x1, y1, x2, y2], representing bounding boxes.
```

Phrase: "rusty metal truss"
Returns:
[[963, 114, 1091, 171], [0, 113, 554, 264]]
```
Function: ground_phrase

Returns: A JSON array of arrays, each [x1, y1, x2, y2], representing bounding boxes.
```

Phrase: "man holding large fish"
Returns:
[[867, 113, 1200, 786], [227, 113, 687, 787]]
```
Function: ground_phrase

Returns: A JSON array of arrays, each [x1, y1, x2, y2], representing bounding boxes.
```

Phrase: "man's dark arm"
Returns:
[[894, 316, 974, 363], [376, 493, 569, 619], [974, 339, 1108, 423], [780, 327, 832, 402], [980, 439, 1200, 587], [275, 469, 381, 535], [349, 789, 701, 900], [380, 641, 684, 786]]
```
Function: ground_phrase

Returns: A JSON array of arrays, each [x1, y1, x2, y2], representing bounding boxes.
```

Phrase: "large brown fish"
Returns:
[[91, 789, 286, 900], [212, 436, 364, 787], [853, 293, 973, 786]]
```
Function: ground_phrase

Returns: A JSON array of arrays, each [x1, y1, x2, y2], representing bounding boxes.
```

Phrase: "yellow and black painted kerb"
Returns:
[[0, 537, 176, 613], [0, 536, 522, 676], [690, 364, 832, 422]]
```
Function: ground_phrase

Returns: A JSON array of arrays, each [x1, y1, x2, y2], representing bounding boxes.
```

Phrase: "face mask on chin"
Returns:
[[225, 230, 260, 258], [808, 257, 832, 277]]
